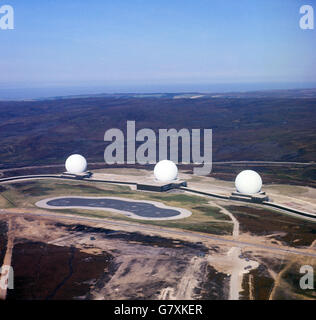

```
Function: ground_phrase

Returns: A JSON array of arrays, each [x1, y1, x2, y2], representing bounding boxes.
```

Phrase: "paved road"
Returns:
[[0, 174, 62, 182], [0, 209, 315, 258]]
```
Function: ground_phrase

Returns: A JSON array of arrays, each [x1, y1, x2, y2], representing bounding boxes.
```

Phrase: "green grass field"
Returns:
[[0, 179, 233, 236]]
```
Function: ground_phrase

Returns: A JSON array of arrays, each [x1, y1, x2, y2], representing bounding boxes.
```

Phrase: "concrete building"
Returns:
[[137, 180, 187, 192], [229, 191, 269, 203], [62, 171, 92, 179]]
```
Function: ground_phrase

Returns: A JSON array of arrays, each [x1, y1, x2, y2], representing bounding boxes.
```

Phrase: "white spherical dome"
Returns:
[[65, 154, 87, 174], [154, 160, 178, 182], [235, 170, 262, 194]]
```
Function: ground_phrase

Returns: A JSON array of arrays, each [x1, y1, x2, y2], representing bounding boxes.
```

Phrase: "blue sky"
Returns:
[[0, 0, 316, 95]]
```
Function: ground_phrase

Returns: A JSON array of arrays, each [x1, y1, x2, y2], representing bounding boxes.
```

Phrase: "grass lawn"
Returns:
[[1, 179, 233, 236]]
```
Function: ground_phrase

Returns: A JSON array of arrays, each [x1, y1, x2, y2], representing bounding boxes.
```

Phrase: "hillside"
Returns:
[[0, 95, 315, 169]]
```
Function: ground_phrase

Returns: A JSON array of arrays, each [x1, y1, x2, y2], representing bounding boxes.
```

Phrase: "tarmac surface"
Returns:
[[46, 197, 181, 218], [36, 196, 192, 221]]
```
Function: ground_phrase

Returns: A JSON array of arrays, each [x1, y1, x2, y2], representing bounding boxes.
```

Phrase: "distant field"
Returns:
[[225, 205, 316, 247], [210, 163, 316, 188], [0, 96, 315, 170]]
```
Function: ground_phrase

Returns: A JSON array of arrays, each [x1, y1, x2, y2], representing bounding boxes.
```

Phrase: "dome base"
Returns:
[[230, 191, 269, 203], [137, 180, 187, 192], [62, 171, 92, 179]]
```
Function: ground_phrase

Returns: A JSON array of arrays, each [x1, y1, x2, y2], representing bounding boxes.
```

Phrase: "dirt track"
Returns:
[[0, 218, 14, 300], [0, 210, 314, 300]]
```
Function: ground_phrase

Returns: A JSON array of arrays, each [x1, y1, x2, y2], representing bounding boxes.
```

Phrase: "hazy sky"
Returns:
[[1, 0, 316, 93]]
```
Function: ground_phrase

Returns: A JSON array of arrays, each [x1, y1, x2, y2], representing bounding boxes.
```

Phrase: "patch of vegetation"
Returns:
[[48, 206, 233, 236], [280, 261, 316, 300], [240, 266, 274, 300], [2, 179, 234, 236], [192, 206, 231, 220], [0, 194, 14, 208], [0, 97, 316, 170], [211, 164, 316, 188], [225, 205, 316, 247], [142, 220, 233, 236], [0, 220, 8, 264], [151, 194, 208, 205], [198, 264, 229, 300], [6, 241, 113, 300], [302, 168, 316, 181]]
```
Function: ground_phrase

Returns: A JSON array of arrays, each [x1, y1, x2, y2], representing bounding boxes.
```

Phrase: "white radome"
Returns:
[[235, 170, 262, 195], [65, 154, 87, 174], [154, 160, 178, 182]]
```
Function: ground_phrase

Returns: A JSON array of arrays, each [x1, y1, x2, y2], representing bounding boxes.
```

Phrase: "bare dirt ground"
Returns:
[[0, 209, 313, 300], [0, 214, 224, 300], [205, 203, 259, 300]]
